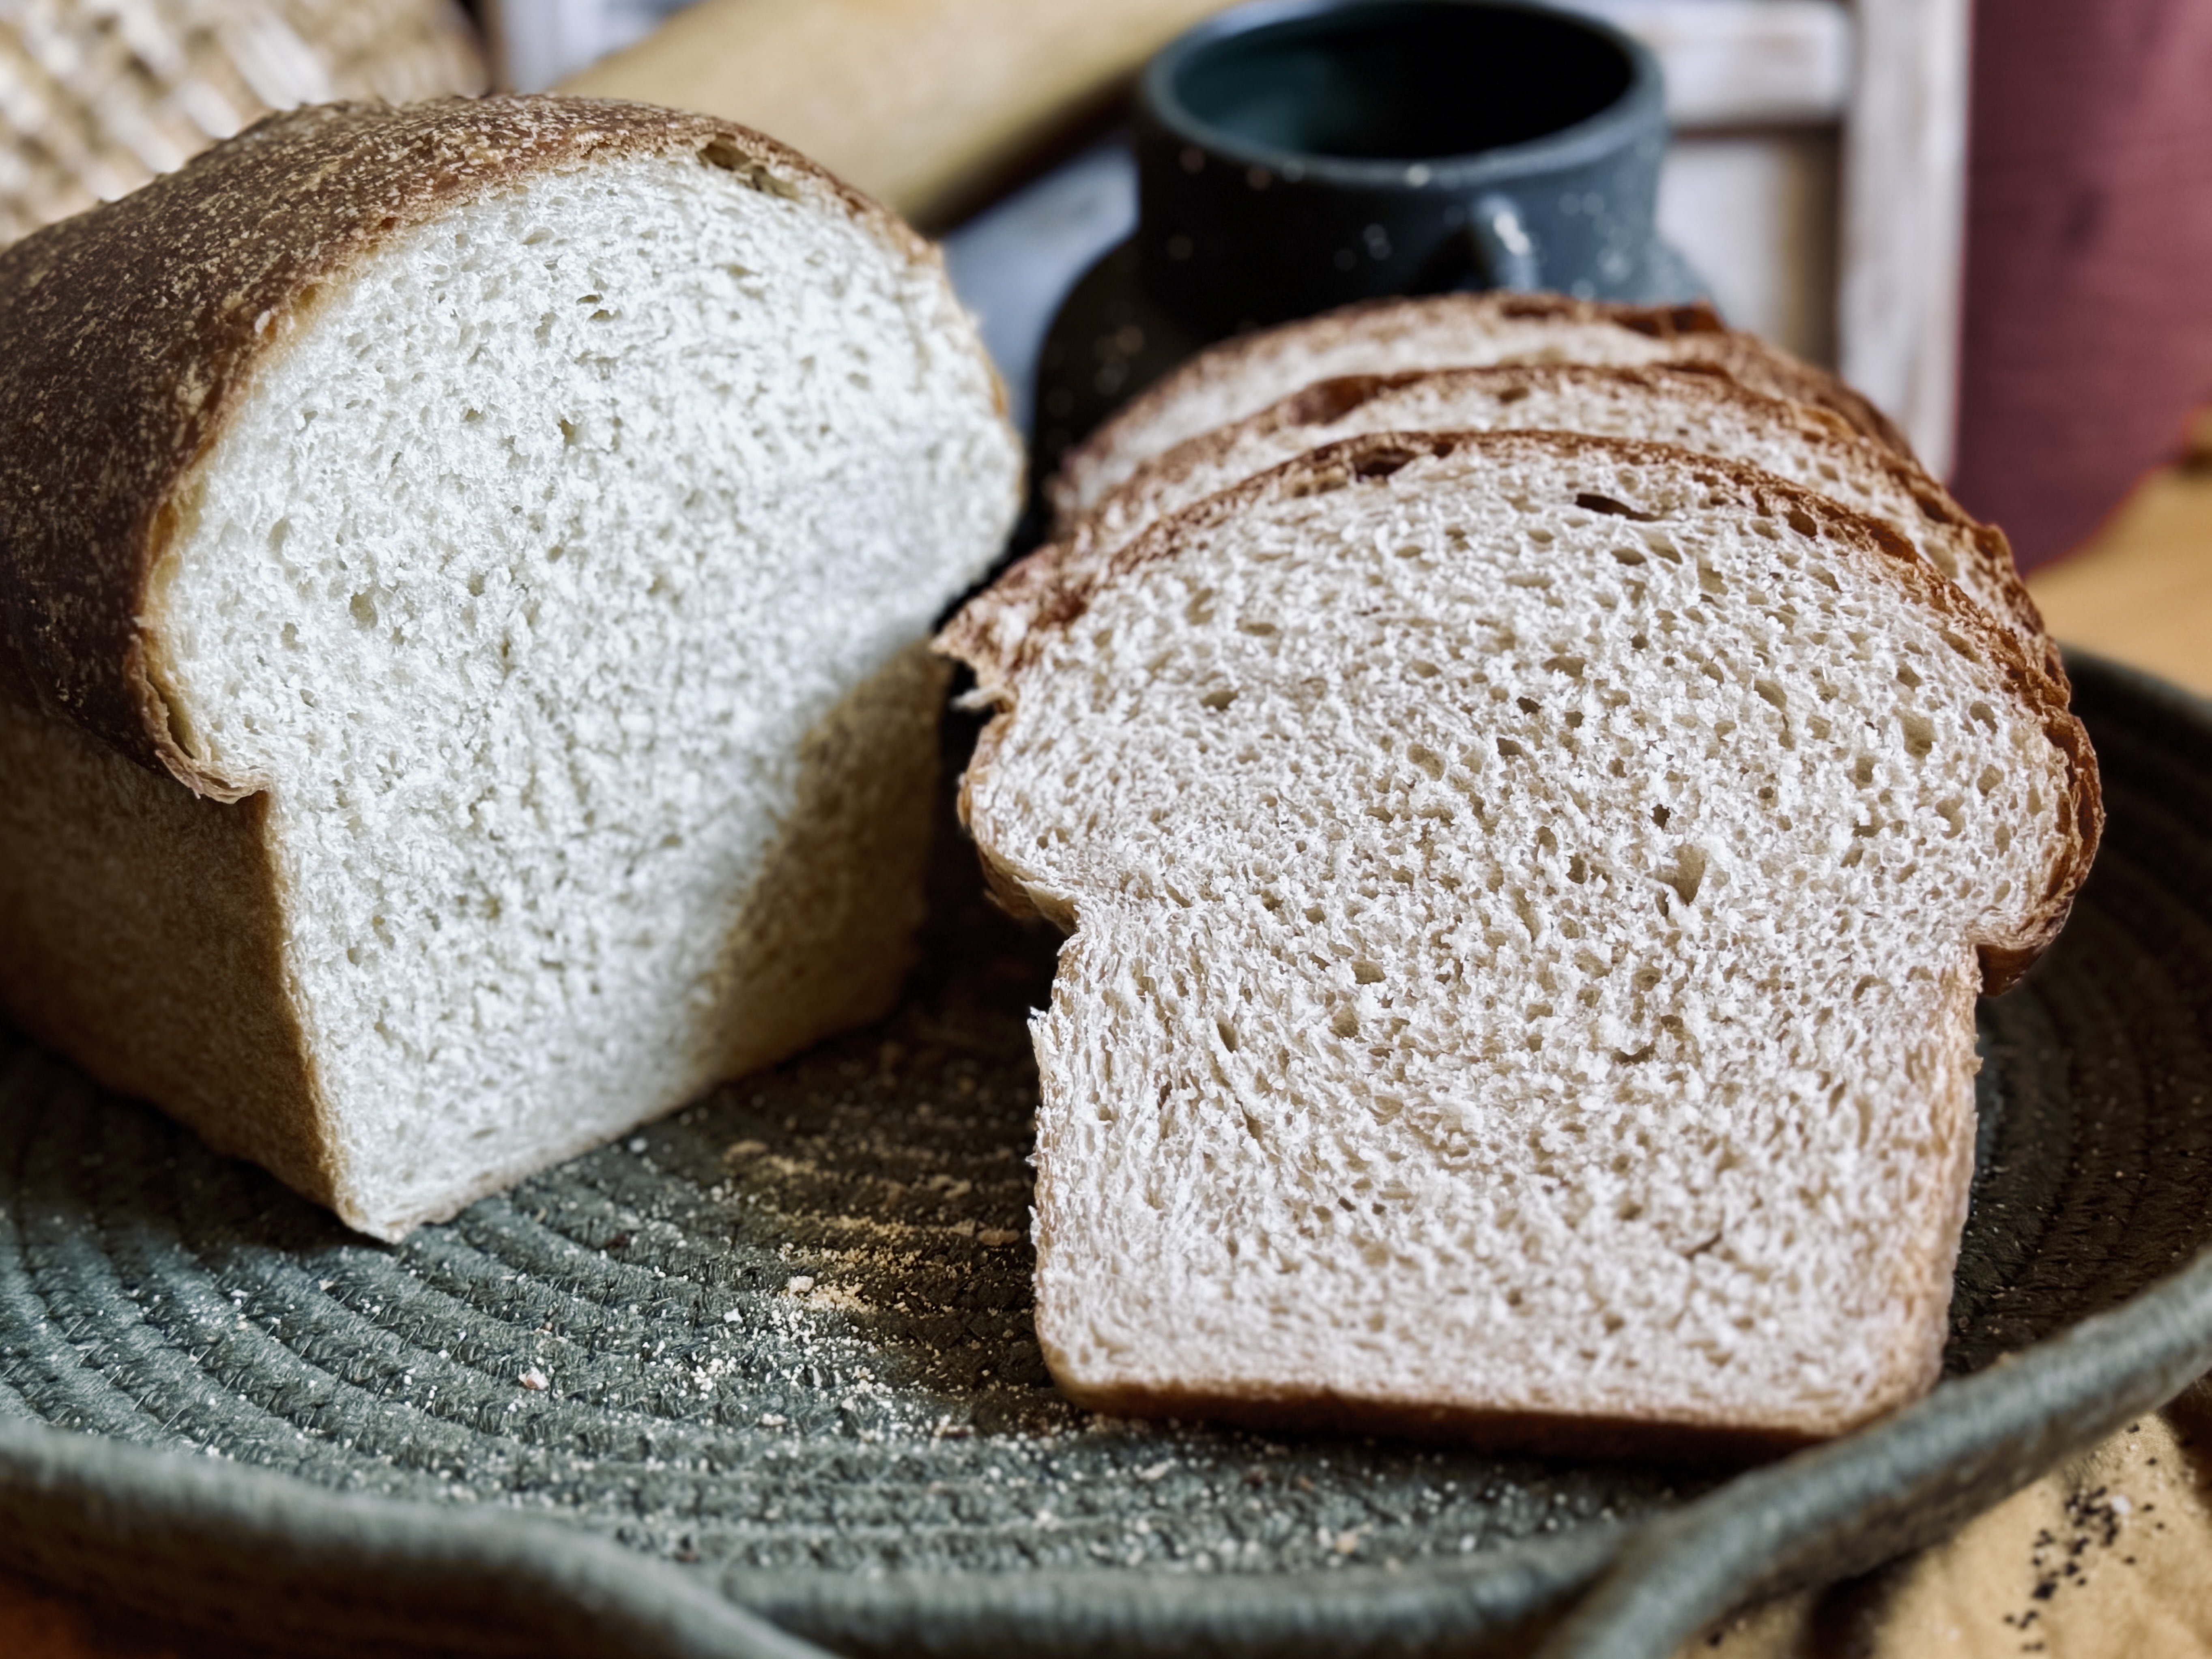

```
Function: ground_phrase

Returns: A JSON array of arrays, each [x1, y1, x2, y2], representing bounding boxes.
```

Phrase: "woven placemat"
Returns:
[[2, 656, 2211, 1659]]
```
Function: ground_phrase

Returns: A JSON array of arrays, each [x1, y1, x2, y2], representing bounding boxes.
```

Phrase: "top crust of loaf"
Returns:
[[1049, 294, 1913, 525], [948, 430, 2099, 997], [0, 95, 938, 800]]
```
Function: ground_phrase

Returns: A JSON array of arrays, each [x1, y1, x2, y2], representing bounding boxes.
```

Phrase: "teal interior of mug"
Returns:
[[1172, 1, 1634, 163]]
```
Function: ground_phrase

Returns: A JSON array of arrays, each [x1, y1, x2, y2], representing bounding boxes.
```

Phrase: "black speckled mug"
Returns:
[[1033, 0, 1694, 486], [1140, 0, 1672, 331]]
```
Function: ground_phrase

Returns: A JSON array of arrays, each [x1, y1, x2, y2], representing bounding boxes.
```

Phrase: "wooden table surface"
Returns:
[[564, 0, 1237, 231]]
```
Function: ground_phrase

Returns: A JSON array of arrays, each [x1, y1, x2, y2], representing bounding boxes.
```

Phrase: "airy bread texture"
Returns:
[[942, 432, 2096, 1454], [949, 365, 2055, 688], [1051, 294, 1912, 524], [0, 99, 1021, 1239]]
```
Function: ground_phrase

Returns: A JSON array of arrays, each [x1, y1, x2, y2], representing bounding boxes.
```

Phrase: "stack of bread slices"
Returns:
[[938, 293, 2098, 1457]]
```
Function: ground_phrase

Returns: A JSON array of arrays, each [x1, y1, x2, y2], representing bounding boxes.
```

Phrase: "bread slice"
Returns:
[[953, 365, 2055, 689], [0, 97, 1021, 1240], [940, 431, 2096, 1455], [1050, 294, 1912, 524]]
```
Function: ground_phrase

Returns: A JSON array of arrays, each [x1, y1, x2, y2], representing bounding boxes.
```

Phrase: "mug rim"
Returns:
[[1139, 0, 1667, 189]]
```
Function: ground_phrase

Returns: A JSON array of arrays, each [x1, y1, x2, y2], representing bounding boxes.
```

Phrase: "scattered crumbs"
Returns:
[[518, 1367, 548, 1391], [1137, 1460, 1174, 1483], [2008, 1483, 2134, 1640], [977, 1227, 1021, 1247], [785, 1275, 816, 1294], [627, 1137, 647, 1154]]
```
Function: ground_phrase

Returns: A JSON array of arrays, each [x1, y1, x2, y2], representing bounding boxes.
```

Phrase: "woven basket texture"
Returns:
[[0, 0, 486, 247]]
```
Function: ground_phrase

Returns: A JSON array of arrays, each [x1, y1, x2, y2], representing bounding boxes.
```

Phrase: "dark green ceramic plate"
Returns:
[[3, 653, 2211, 1659]]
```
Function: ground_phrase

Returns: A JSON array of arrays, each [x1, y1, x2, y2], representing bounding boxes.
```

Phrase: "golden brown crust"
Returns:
[[1048, 292, 1915, 526], [0, 94, 928, 799], [944, 428, 2101, 992], [1663, 340, 1911, 458], [0, 691, 338, 1206], [934, 543, 1083, 696]]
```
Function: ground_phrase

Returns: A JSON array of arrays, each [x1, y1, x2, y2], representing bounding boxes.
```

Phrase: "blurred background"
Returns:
[[1, 0, 2205, 611]]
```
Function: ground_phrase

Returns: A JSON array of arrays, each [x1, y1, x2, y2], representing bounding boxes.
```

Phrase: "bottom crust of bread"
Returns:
[[1052, 1377, 1826, 1466]]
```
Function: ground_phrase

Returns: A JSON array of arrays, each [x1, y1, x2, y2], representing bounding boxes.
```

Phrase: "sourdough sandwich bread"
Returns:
[[1051, 294, 1913, 523], [0, 97, 1021, 1239], [941, 431, 2095, 1453], [950, 364, 2055, 687]]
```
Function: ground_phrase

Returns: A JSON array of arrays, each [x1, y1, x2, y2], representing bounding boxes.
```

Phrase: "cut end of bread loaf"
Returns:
[[945, 430, 2094, 1451], [0, 98, 940, 789], [0, 99, 1022, 1239]]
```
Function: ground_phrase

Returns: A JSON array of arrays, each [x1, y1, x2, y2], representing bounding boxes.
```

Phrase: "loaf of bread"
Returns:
[[951, 364, 2057, 687], [1050, 293, 1913, 524], [0, 97, 1022, 1240], [941, 431, 2096, 1455]]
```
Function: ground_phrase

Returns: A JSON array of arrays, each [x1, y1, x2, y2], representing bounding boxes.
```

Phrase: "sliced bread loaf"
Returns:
[[951, 365, 2053, 689], [1050, 294, 1913, 524], [941, 431, 2096, 1454], [0, 97, 1022, 1239]]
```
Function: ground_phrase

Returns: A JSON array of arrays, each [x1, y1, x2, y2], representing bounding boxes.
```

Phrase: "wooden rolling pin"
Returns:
[[563, 0, 1235, 230]]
